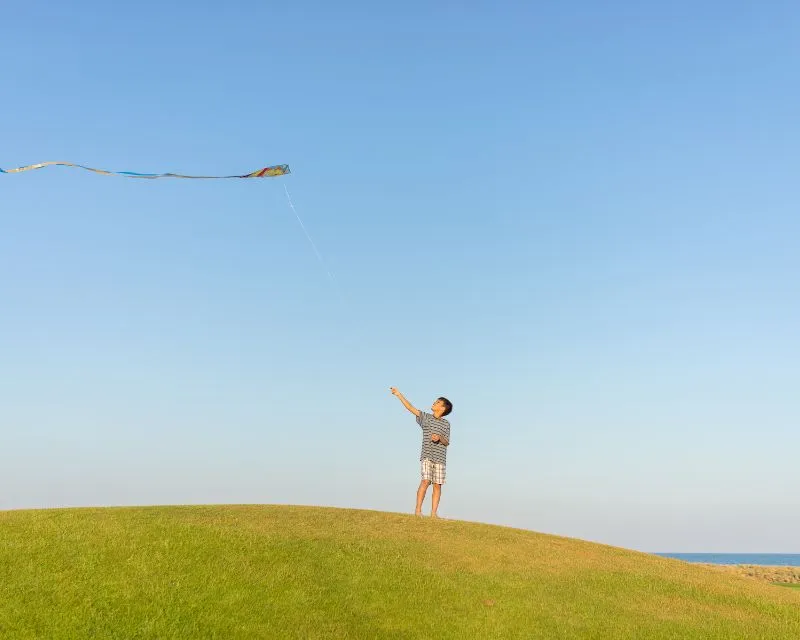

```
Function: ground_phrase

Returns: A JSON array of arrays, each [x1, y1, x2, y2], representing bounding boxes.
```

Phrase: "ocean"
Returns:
[[655, 553, 800, 566]]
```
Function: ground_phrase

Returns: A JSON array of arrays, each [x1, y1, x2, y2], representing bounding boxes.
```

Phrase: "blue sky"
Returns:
[[2, 1, 798, 552]]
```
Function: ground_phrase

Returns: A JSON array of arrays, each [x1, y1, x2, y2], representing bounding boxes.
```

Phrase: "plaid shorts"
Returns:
[[421, 458, 446, 485]]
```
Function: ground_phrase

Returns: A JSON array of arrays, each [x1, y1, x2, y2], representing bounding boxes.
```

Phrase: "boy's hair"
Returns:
[[438, 397, 453, 417]]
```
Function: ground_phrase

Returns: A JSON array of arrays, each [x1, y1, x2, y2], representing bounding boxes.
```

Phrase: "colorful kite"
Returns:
[[0, 161, 290, 179]]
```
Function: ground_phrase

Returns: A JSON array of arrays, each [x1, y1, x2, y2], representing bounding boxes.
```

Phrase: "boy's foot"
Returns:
[[430, 513, 439, 519], [414, 511, 422, 517]]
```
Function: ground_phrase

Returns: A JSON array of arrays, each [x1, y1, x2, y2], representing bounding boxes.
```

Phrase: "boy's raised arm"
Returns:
[[390, 387, 421, 417]]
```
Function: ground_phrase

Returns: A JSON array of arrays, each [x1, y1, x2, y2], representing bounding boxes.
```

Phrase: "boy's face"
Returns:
[[431, 399, 446, 416]]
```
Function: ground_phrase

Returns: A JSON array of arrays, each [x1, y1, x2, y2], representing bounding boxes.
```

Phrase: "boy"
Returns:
[[390, 387, 453, 518]]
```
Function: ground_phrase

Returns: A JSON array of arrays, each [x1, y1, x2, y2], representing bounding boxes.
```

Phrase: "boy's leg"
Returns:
[[430, 462, 445, 517], [415, 479, 431, 515], [431, 483, 442, 517], [416, 459, 433, 515]]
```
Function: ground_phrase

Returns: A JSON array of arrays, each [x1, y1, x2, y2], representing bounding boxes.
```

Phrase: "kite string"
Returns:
[[283, 184, 341, 295]]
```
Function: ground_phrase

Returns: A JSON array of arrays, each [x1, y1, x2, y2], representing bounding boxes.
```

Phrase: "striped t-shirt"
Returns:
[[416, 411, 451, 465]]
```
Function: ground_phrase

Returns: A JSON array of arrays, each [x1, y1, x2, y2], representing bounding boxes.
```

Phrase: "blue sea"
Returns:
[[656, 553, 800, 566]]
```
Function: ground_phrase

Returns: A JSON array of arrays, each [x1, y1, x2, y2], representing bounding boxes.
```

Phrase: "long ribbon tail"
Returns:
[[0, 161, 290, 179]]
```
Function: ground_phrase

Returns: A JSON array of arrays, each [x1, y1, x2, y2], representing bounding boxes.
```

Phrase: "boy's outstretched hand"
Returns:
[[390, 387, 421, 417]]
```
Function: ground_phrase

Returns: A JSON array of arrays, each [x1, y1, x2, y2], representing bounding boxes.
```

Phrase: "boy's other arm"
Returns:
[[390, 387, 421, 417], [431, 432, 449, 446]]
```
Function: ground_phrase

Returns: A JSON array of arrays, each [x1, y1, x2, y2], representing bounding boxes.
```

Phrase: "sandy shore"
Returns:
[[703, 564, 800, 584]]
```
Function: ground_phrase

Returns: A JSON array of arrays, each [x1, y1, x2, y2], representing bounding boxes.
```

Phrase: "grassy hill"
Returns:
[[1, 505, 798, 639]]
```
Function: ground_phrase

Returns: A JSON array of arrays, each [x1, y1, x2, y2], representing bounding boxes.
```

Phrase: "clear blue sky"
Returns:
[[2, 1, 798, 552]]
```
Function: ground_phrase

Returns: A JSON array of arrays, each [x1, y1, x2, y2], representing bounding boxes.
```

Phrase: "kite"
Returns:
[[1, 157, 340, 284], [0, 161, 290, 179], [2, 157, 343, 292]]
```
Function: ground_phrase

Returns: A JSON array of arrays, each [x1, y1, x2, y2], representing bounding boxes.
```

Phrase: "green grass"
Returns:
[[1, 505, 798, 639]]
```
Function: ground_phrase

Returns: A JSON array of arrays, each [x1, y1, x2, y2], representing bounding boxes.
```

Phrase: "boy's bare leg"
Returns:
[[415, 479, 431, 515], [431, 483, 442, 517]]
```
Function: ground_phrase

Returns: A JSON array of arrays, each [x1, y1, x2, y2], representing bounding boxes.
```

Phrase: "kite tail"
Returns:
[[0, 161, 290, 179]]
